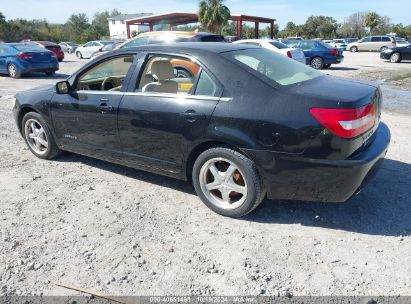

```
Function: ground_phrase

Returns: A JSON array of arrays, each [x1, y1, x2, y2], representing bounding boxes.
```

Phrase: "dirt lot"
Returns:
[[0, 52, 410, 297]]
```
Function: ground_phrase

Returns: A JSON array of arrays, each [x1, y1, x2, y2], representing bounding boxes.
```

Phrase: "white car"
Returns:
[[233, 39, 306, 64], [75, 40, 113, 59]]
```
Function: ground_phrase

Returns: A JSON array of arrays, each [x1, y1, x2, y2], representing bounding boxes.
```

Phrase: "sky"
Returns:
[[1, 0, 411, 29]]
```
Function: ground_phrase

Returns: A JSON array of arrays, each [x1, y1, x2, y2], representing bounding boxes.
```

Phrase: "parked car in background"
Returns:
[[347, 36, 396, 52], [226, 36, 240, 43], [294, 40, 344, 69], [233, 39, 305, 64], [27, 41, 64, 62], [394, 37, 409, 46], [59, 42, 78, 54], [13, 42, 389, 217], [119, 31, 226, 49], [75, 40, 112, 59], [329, 39, 348, 51], [91, 41, 124, 58], [380, 45, 411, 63], [0, 43, 58, 78], [322, 39, 333, 44]]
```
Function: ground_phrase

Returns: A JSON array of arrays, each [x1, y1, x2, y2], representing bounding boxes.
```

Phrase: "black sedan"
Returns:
[[380, 45, 411, 62], [13, 43, 390, 217]]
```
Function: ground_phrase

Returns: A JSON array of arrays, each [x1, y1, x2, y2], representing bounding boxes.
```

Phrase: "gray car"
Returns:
[[58, 42, 78, 54], [75, 41, 112, 59], [347, 36, 396, 52]]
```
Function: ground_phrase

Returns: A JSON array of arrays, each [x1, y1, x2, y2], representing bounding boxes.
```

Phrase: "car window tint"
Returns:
[[136, 55, 201, 95], [362, 37, 371, 42], [0, 45, 10, 54], [228, 48, 323, 86], [13, 44, 46, 52], [123, 36, 150, 48], [381, 37, 391, 42], [77, 55, 134, 91], [195, 70, 218, 97], [371, 37, 381, 42], [200, 35, 225, 42]]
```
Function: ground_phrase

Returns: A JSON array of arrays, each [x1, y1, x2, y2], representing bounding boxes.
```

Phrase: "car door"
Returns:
[[299, 41, 315, 64], [117, 53, 222, 175], [370, 36, 381, 51], [0, 45, 9, 74], [403, 45, 411, 60], [359, 36, 371, 51], [50, 54, 137, 159], [84, 42, 99, 57]]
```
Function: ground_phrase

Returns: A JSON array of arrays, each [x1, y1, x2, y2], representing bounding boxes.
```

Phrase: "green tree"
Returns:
[[65, 13, 90, 42], [278, 21, 300, 38], [0, 12, 6, 24], [198, 0, 231, 33], [92, 11, 110, 38], [302, 15, 338, 38], [337, 12, 367, 38], [364, 12, 380, 35]]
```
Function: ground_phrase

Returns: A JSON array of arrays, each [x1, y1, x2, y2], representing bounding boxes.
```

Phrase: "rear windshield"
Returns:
[[226, 48, 323, 86], [100, 41, 113, 46], [269, 41, 289, 49], [200, 35, 225, 42], [13, 44, 47, 52], [318, 41, 333, 49]]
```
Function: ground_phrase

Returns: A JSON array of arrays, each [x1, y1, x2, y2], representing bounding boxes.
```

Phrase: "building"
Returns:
[[125, 12, 276, 39], [108, 13, 153, 40]]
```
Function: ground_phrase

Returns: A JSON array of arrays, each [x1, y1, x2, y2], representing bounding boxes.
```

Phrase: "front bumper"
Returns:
[[243, 122, 390, 202], [380, 52, 392, 60]]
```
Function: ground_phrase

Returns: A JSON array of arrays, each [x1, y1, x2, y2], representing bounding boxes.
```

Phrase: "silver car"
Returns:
[[75, 41, 112, 59], [58, 42, 78, 54], [347, 36, 396, 52]]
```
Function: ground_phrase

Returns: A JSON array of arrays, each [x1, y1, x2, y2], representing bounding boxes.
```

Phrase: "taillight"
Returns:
[[16, 53, 32, 59], [286, 50, 292, 58], [310, 103, 376, 138], [329, 49, 338, 55]]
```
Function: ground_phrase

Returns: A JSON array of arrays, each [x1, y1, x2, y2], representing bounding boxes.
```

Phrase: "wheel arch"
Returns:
[[17, 106, 39, 135], [184, 140, 247, 180]]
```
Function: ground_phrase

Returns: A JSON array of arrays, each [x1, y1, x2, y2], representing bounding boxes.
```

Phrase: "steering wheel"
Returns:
[[101, 76, 122, 91]]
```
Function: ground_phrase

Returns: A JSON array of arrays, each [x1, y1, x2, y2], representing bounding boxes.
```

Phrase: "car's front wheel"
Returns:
[[350, 46, 358, 52], [310, 57, 324, 69], [76, 51, 83, 59], [68, 49, 73, 54], [8, 63, 21, 79], [22, 112, 61, 160], [192, 146, 265, 217], [390, 52, 402, 63]]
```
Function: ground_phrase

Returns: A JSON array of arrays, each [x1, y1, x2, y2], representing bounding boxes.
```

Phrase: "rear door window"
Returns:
[[362, 37, 371, 42], [371, 37, 381, 42], [381, 37, 391, 42], [195, 70, 218, 97]]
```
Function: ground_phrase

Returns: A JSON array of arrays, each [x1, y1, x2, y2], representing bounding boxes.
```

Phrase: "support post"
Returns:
[[126, 21, 131, 39], [255, 21, 259, 38], [236, 18, 242, 38], [270, 21, 274, 39]]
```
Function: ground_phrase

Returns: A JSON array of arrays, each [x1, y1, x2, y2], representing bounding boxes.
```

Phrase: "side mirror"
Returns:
[[56, 81, 71, 94]]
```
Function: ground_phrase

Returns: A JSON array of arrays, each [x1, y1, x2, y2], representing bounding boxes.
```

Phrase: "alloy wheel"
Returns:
[[199, 157, 248, 210], [8, 64, 17, 78], [311, 58, 323, 69], [390, 53, 400, 63], [24, 119, 49, 155]]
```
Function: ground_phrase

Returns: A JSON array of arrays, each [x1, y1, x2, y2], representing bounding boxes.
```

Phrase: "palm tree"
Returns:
[[198, 0, 231, 34], [364, 12, 380, 35]]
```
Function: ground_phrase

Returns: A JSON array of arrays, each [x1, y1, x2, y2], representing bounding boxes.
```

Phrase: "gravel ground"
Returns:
[[0, 52, 410, 297]]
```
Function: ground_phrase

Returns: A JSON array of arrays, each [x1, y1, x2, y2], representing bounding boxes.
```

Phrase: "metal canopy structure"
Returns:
[[125, 12, 276, 39]]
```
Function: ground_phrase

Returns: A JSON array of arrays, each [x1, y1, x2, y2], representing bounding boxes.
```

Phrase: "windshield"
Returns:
[[67, 43, 77, 46], [269, 41, 289, 49], [13, 44, 47, 52], [334, 40, 345, 43], [100, 41, 113, 46], [226, 48, 323, 86]]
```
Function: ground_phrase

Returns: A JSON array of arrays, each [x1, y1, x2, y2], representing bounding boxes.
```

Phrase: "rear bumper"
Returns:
[[243, 122, 390, 202]]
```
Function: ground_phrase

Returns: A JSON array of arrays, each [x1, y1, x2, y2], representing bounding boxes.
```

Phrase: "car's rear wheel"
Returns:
[[192, 146, 265, 217], [68, 49, 73, 54], [310, 57, 324, 69], [390, 52, 401, 63], [350, 46, 358, 52], [22, 112, 61, 160], [380, 46, 388, 52], [76, 51, 83, 59], [8, 63, 21, 79]]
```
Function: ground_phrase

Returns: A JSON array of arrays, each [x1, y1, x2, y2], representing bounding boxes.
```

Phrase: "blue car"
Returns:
[[0, 43, 59, 78], [294, 40, 344, 69]]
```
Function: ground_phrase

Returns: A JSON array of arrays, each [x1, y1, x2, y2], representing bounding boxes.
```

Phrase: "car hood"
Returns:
[[24, 84, 55, 93]]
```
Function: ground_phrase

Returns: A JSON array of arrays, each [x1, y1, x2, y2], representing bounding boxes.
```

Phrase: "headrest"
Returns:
[[150, 60, 174, 81]]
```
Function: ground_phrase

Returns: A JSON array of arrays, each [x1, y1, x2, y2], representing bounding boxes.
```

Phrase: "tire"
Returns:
[[390, 52, 402, 63], [380, 46, 388, 52], [58, 58, 63, 62], [310, 57, 324, 69], [22, 112, 61, 160], [192, 146, 265, 217], [68, 49, 72, 54], [8, 63, 21, 79], [350, 46, 358, 53], [45, 71, 55, 76], [76, 51, 83, 59], [323, 64, 331, 69]]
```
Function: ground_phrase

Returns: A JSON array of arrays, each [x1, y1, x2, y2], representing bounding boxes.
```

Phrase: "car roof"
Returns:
[[110, 42, 258, 56], [32, 41, 57, 46]]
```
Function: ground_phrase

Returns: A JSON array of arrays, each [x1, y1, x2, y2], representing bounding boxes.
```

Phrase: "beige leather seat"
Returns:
[[142, 61, 178, 94]]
